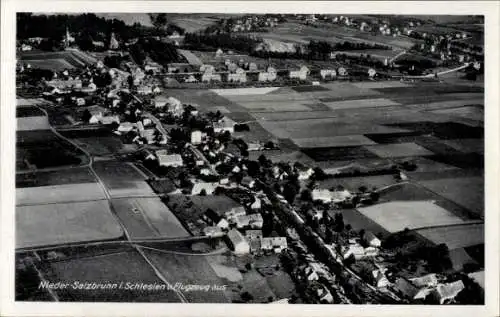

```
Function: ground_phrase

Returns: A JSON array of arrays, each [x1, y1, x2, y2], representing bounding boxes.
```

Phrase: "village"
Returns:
[[14, 13, 485, 305]]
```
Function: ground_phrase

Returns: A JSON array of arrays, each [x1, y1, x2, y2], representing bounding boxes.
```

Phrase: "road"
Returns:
[[186, 143, 219, 176]]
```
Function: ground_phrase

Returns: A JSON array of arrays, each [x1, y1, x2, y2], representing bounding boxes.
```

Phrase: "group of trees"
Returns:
[[128, 38, 182, 66], [183, 32, 262, 54]]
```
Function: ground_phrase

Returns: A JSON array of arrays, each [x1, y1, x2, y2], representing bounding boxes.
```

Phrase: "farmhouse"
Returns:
[[431, 280, 465, 304], [213, 116, 236, 133], [410, 273, 439, 288], [191, 182, 219, 195], [203, 226, 224, 237], [202, 209, 229, 230], [191, 130, 202, 144], [118, 122, 136, 133], [226, 229, 250, 255], [202, 73, 222, 83], [372, 269, 391, 288], [225, 206, 246, 221], [235, 213, 264, 229], [363, 231, 381, 248], [227, 69, 247, 83], [320, 69, 337, 80], [100, 115, 120, 125], [157, 153, 184, 167], [246, 230, 263, 253], [260, 237, 288, 253]]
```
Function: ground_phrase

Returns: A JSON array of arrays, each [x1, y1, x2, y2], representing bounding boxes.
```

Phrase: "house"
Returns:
[[261, 237, 288, 253], [247, 143, 262, 151], [137, 85, 153, 95], [316, 285, 334, 303], [200, 168, 211, 176], [363, 231, 381, 248], [270, 298, 289, 304], [250, 197, 262, 210], [213, 116, 236, 134], [320, 69, 337, 80], [410, 273, 438, 288], [298, 167, 314, 180], [246, 230, 263, 253], [467, 271, 484, 290], [142, 150, 156, 161], [118, 122, 136, 133], [142, 128, 157, 144], [431, 280, 465, 304], [241, 176, 255, 188], [215, 48, 223, 58], [100, 115, 120, 125], [191, 182, 219, 195], [202, 209, 229, 229], [394, 278, 420, 299], [343, 244, 365, 260], [157, 153, 184, 167], [203, 226, 224, 237], [227, 72, 247, 83], [372, 269, 391, 288], [191, 130, 202, 145], [184, 75, 198, 83], [225, 206, 246, 221], [226, 228, 250, 255], [202, 73, 222, 82], [235, 213, 264, 229], [312, 189, 333, 203]]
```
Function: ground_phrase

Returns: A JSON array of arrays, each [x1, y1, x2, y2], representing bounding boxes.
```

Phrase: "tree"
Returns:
[[358, 186, 368, 193], [369, 191, 380, 202], [199, 189, 207, 196], [334, 213, 344, 232], [283, 183, 298, 204], [81, 109, 91, 122], [149, 13, 168, 31], [245, 263, 252, 271], [300, 189, 312, 201], [313, 167, 327, 180], [258, 154, 268, 166], [241, 291, 254, 302]]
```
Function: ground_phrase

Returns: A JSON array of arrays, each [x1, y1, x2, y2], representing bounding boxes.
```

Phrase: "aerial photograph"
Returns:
[[15, 12, 484, 304]]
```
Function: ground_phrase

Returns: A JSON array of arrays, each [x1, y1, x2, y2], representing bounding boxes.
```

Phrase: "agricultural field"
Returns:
[[439, 138, 484, 154], [417, 176, 484, 216], [415, 223, 484, 250], [170, 16, 218, 33], [19, 50, 97, 70], [17, 130, 88, 171], [177, 49, 203, 66], [328, 209, 390, 238], [140, 249, 230, 303], [111, 197, 189, 239], [323, 98, 401, 110], [43, 249, 181, 302], [16, 167, 96, 188], [292, 135, 377, 148], [448, 247, 479, 272], [16, 106, 45, 117], [357, 200, 466, 233], [92, 160, 155, 197], [318, 174, 398, 192], [16, 182, 106, 205], [16, 200, 123, 248], [430, 105, 484, 122], [364, 142, 434, 158], [71, 135, 134, 156], [302, 146, 379, 162]]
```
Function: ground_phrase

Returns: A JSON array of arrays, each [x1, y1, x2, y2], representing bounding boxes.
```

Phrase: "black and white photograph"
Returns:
[[1, 1, 499, 317]]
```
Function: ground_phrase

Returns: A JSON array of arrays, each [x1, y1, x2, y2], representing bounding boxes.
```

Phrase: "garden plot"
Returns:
[[16, 200, 123, 248], [440, 138, 484, 154], [430, 106, 484, 122], [16, 183, 105, 205], [351, 81, 411, 89], [46, 250, 180, 302], [141, 249, 230, 303], [324, 98, 401, 110], [233, 100, 312, 112], [112, 197, 189, 239], [416, 223, 484, 250], [210, 87, 281, 96], [357, 200, 465, 233], [364, 142, 435, 158], [253, 110, 338, 122], [407, 99, 483, 111], [23, 59, 75, 71], [418, 177, 484, 216], [260, 118, 409, 139], [318, 83, 382, 100], [293, 135, 377, 148]]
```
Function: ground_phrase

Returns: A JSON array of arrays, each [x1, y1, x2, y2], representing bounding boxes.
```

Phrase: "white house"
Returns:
[[118, 122, 136, 133], [191, 130, 202, 145], [320, 69, 337, 80], [213, 116, 236, 134], [372, 269, 391, 288], [100, 115, 120, 125], [202, 73, 222, 83], [431, 280, 465, 304], [157, 153, 184, 167], [215, 48, 223, 57], [261, 237, 287, 253], [203, 226, 224, 237], [225, 206, 246, 221], [298, 167, 314, 180], [312, 189, 333, 203], [191, 182, 218, 195], [363, 231, 381, 248], [410, 273, 438, 288], [343, 244, 365, 260], [235, 213, 264, 229], [227, 229, 250, 255]]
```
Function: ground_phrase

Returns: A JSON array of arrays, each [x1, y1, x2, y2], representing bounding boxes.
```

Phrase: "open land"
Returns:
[[16, 183, 106, 205], [16, 200, 123, 248], [112, 197, 190, 239], [415, 223, 484, 250], [43, 249, 180, 302], [357, 200, 466, 233]]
